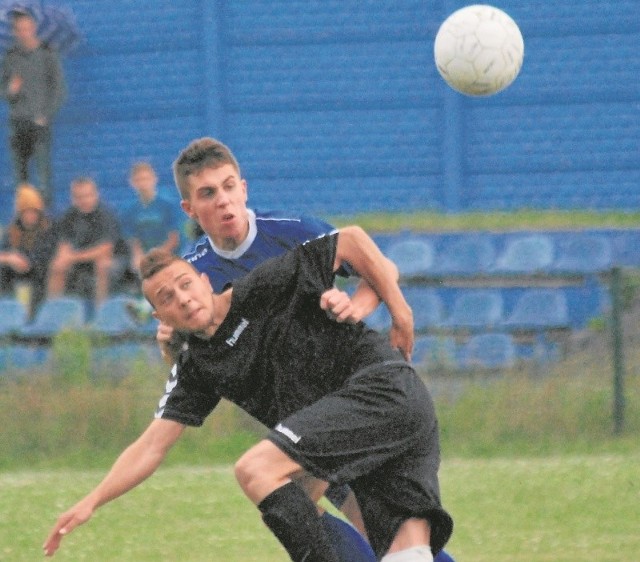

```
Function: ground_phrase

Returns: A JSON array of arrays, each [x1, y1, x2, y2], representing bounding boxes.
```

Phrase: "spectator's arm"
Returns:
[[71, 241, 114, 263]]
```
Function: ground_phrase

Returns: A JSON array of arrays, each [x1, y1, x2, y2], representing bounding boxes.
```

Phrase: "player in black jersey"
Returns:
[[44, 226, 453, 562]]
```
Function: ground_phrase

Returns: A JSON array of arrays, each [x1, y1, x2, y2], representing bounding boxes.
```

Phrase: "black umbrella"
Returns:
[[0, 1, 81, 55]]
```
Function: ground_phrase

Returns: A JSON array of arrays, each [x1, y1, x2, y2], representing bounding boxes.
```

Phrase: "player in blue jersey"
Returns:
[[159, 137, 455, 562]]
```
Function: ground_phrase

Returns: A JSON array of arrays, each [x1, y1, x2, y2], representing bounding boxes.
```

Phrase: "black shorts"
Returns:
[[267, 361, 453, 557]]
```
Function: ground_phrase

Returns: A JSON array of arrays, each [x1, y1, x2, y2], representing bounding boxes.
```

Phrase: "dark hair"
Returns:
[[10, 8, 35, 21], [172, 137, 241, 200], [139, 248, 183, 281]]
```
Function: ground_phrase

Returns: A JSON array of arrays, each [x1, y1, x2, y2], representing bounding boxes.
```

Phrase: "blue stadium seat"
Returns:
[[18, 297, 86, 339], [441, 290, 503, 330], [434, 235, 496, 275], [386, 238, 435, 278], [0, 297, 28, 337], [462, 333, 516, 370], [402, 286, 445, 332], [494, 234, 554, 274], [0, 345, 50, 373], [502, 289, 569, 330], [89, 296, 139, 337], [551, 233, 613, 274], [412, 335, 457, 370]]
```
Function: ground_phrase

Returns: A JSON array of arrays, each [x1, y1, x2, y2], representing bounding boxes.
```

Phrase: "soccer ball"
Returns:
[[434, 4, 524, 96]]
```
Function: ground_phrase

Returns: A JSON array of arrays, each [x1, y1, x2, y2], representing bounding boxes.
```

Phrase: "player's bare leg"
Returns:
[[235, 440, 339, 561], [381, 518, 432, 561]]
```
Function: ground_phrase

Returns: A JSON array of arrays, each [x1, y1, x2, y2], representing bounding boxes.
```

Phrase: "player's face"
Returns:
[[145, 261, 216, 337], [181, 164, 249, 251]]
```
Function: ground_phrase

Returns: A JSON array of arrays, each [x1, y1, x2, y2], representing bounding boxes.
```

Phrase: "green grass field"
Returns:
[[2, 453, 638, 562], [2, 210, 640, 561]]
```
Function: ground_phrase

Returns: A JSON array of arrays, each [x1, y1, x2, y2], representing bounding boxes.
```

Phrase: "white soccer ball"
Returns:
[[434, 4, 524, 96]]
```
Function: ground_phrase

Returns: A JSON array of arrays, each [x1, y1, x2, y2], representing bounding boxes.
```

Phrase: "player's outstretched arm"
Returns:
[[334, 226, 413, 359], [43, 419, 185, 557]]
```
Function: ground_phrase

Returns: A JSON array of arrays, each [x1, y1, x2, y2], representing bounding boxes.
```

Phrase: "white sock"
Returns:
[[381, 545, 433, 562]]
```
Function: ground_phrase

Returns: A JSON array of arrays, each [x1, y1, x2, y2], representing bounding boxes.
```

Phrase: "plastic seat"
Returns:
[[412, 335, 456, 369], [552, 234, 613, 274], [386, 238, 435, 278], [402, 287, 445, 332], [0, 297, 28, 337], [503, 289, 569, 330], [441, 290, 503, 329], [435, 236, 496, 275], [0, 345, 50, 373], [495, 235, 554, 274], [19, 297, 86, 339], [89, 296, 139, 337], [462, 333, 516, 369]]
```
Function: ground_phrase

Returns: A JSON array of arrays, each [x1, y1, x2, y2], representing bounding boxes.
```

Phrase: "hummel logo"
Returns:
[[275, 423, 301, 444], [225, 318, 249, 347]]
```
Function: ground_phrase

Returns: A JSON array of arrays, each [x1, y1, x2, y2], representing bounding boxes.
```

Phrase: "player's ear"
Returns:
[[181, 199, 195, 218], [241, 179, 248, 203]]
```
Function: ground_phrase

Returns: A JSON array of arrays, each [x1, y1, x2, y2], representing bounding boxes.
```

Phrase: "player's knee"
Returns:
[[233, 451, 251, 488], [234, 446, 264, 490], [235, 440, 301, 497]]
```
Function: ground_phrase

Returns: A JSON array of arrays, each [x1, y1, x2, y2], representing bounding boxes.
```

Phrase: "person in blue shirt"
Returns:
[[122, 162, 181, 274], [158, 137, 455, 562]]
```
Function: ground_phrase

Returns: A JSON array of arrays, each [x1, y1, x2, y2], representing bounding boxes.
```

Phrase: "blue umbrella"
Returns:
[[0, 1, 82, 55]]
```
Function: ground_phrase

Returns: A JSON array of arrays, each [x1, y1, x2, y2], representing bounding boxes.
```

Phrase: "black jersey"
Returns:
[[156, 233, 401, 428]]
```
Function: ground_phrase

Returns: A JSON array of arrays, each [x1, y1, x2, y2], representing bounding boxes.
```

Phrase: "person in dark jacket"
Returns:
[[0, 7, 66, 207]]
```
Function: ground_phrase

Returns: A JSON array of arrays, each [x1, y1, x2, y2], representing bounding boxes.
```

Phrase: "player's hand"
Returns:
[[390, 307, 414, 362], [157, 320, 184, 365], [320, 287, 362, 324], [156, 320, 174, 342], [43, 500, 94, 557]]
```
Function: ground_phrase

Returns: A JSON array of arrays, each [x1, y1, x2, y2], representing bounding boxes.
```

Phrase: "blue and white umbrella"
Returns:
[[0, 1, 82, 55]]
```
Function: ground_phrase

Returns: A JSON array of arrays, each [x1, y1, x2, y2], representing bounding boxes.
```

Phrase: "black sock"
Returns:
[[258, 482, 340, 562]]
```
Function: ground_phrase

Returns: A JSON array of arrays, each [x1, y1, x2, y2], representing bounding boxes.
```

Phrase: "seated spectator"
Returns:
[[0, 183, 56, 318], [47, 177, 128, 307], [122, 162, 180, 273]]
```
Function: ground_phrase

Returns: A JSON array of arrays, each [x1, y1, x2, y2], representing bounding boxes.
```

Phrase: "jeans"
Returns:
[[9, 118, 53, 207]]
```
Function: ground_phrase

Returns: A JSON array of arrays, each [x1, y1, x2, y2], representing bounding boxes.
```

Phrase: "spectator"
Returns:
[[122, 162, 181, 273], [0, 183, 56, 319], [0, 7, 66, 207], [47, 177, 127, 307]]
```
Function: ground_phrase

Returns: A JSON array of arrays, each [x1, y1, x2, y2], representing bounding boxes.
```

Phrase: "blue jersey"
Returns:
[[182, 209, 336, 292], [122, 195, 182, 251]]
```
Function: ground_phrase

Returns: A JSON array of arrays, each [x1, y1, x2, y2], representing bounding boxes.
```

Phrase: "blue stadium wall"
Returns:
[[0, 0, 638, 223]]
